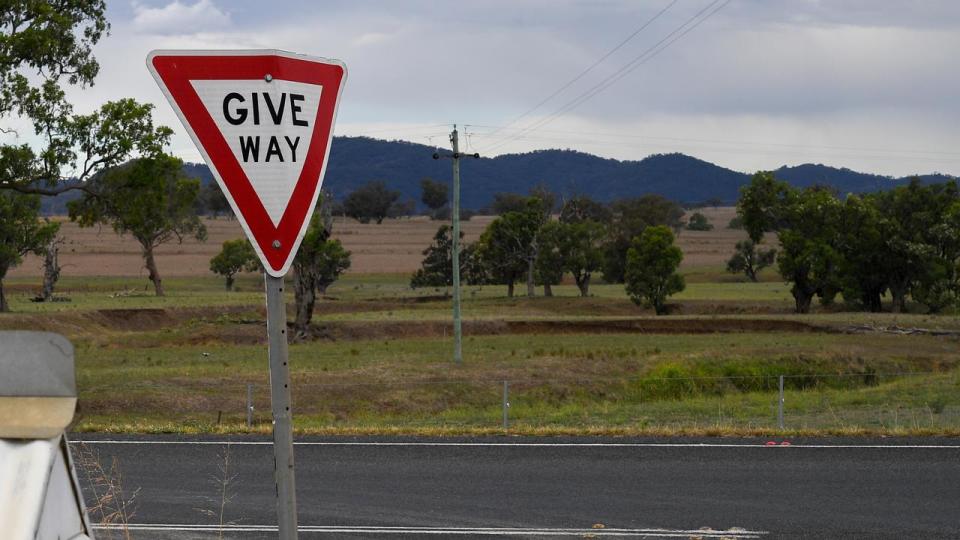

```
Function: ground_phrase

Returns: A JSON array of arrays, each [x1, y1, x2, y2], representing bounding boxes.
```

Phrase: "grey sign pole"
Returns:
[[265, 274, 298, 539]]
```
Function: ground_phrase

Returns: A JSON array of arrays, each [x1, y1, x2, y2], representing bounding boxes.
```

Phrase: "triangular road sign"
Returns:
[[147, 50, 347, 277]]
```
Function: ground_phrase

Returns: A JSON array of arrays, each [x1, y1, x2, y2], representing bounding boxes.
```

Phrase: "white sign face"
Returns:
[[191, 79, 324, 226], [148, 49, 347, 277]]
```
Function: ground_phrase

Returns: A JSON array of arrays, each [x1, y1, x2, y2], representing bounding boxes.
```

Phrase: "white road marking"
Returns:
[[73, 440, 960, 449], [94, 524, 766, 537]]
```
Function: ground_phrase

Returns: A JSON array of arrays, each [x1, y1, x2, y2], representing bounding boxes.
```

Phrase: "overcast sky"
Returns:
[[40, 1, 960, 176]]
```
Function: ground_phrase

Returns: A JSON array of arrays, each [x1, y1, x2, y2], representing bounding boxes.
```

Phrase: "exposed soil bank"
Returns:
[[322, 317, 829, 341], [7, 305, 958, 346]]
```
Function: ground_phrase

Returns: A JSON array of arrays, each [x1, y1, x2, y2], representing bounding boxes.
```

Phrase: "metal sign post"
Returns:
[[265, 275, 297, 539]]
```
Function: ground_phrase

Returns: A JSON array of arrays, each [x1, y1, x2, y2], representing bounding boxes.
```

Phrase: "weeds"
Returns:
[[74, 443, 139, 540], [195, 443, 239, 538]]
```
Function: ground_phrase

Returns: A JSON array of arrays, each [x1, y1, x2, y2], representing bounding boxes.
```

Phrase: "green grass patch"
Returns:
[[6, 271, 959, 436], [69, 331, 960, 434]]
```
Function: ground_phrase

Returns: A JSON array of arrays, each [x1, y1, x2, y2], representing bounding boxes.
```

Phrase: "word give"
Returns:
[[222, 91, 310, 163]]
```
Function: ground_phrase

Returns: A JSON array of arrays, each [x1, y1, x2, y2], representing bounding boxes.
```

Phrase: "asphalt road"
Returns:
[[70, 435, 960, 539]]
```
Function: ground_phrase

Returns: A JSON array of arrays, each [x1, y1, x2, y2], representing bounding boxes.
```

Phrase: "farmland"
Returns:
[[6, 207, 745, 278], [3, 207, 959, 436]]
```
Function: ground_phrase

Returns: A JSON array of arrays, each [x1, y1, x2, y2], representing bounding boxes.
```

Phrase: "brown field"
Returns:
[[9, 207, 745, 278]]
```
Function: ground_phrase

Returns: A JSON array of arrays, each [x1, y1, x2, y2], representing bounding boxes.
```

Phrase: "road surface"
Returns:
[[70, 435, 960, 539]]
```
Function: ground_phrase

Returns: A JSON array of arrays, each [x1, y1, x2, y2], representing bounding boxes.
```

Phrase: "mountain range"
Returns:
[[41, 136, 955, 214]]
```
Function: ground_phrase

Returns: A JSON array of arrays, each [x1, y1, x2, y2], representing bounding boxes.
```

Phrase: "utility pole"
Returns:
[[434, 125, 479, 364]]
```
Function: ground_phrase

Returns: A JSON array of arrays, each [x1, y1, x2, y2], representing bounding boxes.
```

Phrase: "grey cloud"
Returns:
[[86, 0, 960, 177], [132, 0, 232, 35]]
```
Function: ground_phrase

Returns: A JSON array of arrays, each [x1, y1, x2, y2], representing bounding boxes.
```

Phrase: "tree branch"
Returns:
[[1, 180, 97, 197]]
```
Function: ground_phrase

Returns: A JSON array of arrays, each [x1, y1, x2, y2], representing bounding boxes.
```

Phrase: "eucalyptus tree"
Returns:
[[68, 155, 207, 296]]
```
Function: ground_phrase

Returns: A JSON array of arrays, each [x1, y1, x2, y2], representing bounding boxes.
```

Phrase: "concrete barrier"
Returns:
[[0, 331, 93, 540]]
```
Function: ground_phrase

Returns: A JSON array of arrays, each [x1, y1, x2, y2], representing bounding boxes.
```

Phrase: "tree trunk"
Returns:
[[576, 273, 591, 297], [225, 275, 235, 291], [792, 286, 814, 314], [543, 283, 553, 297], [507, 282, 515, 298], [143, 246, 164, 296], [526, 256, 535, 297], [41, 236, 61, 301], [889, 282, 908, 313], [0, 279, 7, 312], [293, 268, 316, 336]]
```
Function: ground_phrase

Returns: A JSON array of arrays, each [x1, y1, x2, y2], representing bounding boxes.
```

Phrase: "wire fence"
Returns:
[[108, 370, 960, 433]]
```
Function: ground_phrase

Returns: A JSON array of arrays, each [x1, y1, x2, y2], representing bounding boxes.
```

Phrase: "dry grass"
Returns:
[[74, 420, 960, 439], [60, 323, 960, 435], [74, 442, 138, 539]]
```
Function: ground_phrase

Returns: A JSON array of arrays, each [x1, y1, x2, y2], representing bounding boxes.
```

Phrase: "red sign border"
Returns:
[[147, 49, 346, 277]]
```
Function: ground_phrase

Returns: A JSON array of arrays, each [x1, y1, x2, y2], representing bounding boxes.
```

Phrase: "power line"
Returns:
[[481, 0, 680, 142], [481, 0, 729, 153], [480, 0, 731, 154]]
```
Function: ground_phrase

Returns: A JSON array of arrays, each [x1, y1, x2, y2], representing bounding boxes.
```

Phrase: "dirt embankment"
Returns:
[[320, 318, 829, 342], [0, 303, 837, 345]]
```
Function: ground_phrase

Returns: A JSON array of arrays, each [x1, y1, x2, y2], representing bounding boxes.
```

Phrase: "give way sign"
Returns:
[[147, 50, 347, 277]]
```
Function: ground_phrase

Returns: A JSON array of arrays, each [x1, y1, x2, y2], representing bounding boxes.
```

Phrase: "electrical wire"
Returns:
[[480, 0, 731, 154], [481, 0, 728, 153], [480, 0, 680, 142]]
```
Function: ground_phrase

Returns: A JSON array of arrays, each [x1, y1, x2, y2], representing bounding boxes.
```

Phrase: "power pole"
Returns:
[[434, 125, 479, 364]]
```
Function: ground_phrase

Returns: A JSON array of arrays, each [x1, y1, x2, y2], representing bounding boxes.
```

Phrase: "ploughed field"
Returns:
[[8, 207, 744, 278], [3, 208, 959, 436]]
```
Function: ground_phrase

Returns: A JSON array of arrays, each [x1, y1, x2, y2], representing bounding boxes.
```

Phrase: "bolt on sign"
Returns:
[[147, 50, 347, 275]]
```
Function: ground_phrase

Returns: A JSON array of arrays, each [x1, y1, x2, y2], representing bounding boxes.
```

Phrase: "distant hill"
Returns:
[[320, 138, 749, 208], [317, 137, 955, 208], [771, 163, 955, 193], [40, 136, 956, 214]]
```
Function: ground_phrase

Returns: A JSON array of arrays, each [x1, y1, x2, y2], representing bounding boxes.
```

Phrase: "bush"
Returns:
[[343, 180, 400, 224], [624, 226, 684, 314], [632, 358, 896, 401], [686, 212, 713, 231], [209, 239, 258, 290]]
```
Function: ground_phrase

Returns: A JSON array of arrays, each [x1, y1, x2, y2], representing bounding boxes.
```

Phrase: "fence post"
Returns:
[[502, 380, 509, 430], [247, 383, 254, 428], [777, 375, 785, 430]]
